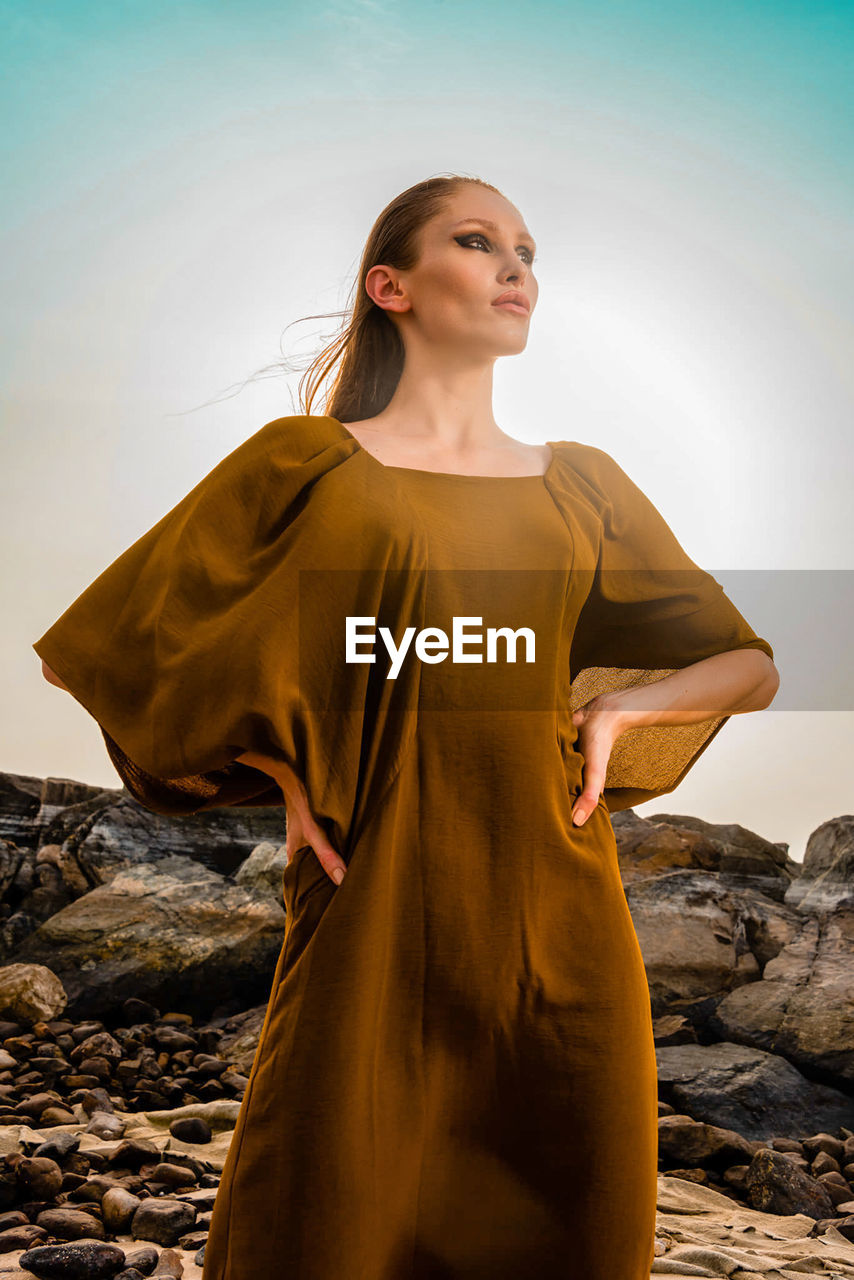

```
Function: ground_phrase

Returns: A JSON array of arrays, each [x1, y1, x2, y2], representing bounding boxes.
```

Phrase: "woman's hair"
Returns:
[[225, 173, 503, 426]]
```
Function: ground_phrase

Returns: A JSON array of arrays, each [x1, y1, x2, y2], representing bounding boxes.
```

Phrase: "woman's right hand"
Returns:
[[235, 752, 348, 886]]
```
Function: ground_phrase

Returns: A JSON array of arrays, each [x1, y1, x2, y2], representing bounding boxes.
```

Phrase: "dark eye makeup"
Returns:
[[455, 233, 537, 266]]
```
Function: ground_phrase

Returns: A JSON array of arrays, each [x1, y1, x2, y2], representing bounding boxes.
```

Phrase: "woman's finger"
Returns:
[[572, 773, 605, 826], [310, 835, 348, 886], [286, 813, 347, 886]]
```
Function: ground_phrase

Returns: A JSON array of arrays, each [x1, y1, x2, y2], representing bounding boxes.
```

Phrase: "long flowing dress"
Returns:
[[33, 413, 774, 1279]]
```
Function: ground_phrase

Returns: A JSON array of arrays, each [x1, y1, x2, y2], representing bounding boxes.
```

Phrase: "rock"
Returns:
[[150, 1247, 183, 1276], [104, 1141, 159, 1172], [79, 1088, 115, 1118], [13, 862, 287, 1022], [714, 905, 854, 1088], [15, 1158, 63, 1201], [803, 1131, 847, 1161], [817, 1172, 853, 1206], [167, 1118, 211, 1145], [830, 1213, 854, 1243], [121, 1245, 158, 1273], [625, 868, 801, 1006], [150, 1164, 195, 1190], [177, 1230, 208, 1249], [23, 774, 285, 880], [150, 1029, 195, 1055], [657, 1115, 756, 1169], [85, 1114, 126, 1141], [722, 1163, 750, 1193], [785, 815, 854, 913], [71, 1034, 123, 1070], [655, 1041, 854, 1141], [0, 1223, 49, 1250], [38, 1107, 78, 1127], [0, 965, 67, 1024], [615, 811, 800, 898], [100, 1189, 141, 1234], [812, 1148, 842, 1176], [129, 1198, 196, 1246], [18, 1239, 126, 1279], [33, 1209, 106, 1241], [234, 841, 287, 902], [745, 1147, 836, 1218], [32, 1133, 79, 1163]]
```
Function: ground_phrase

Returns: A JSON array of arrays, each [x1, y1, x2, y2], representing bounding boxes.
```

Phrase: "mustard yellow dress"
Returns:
[[33, 414, 773, 1279]]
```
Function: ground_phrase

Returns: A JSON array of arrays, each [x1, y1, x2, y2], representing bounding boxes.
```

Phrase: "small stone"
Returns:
[[746, 1148, 836, 1219], [150, 1163, 195, 1189], [130, 1198, 195, 1247], [34, 1208, 106, 1241], [122, 1245, 158, 1273], [168, 1117, 211, 1145], [85, 1113, 126, 1140], [16, 1157, 63, 1200], [101, 1187, 141, 1234], [18, 1239, 125, 1279], [151, 1247, 183, 1277], [0, 1222, 49, 1251]]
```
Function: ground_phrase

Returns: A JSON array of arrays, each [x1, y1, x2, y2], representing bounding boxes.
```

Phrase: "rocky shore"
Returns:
[[1, 770, 854, 1278]]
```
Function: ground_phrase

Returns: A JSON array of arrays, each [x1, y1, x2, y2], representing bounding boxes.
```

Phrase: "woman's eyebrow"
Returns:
[[450, 218, 537, 250]]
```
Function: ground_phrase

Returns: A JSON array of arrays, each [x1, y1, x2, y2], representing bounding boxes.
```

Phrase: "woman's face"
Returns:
[[369, 188, 538, 361]]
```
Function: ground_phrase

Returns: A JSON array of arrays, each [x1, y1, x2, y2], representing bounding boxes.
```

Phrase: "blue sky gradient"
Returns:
[[5, 0, 853, 859]]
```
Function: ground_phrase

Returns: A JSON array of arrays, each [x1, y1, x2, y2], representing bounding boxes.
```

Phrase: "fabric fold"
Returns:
[[33, 415, 426, 846]]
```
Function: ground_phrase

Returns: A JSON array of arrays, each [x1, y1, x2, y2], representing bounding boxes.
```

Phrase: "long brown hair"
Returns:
[[235, 173, 503, 426]]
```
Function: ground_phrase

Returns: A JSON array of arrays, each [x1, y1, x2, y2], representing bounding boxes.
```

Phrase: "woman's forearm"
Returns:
[[41, 660, 70, 692], [596, 649, 779, 732]]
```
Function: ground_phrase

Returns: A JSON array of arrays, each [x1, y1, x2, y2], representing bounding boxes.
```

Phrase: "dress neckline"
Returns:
[[324, 415, 560, 481]]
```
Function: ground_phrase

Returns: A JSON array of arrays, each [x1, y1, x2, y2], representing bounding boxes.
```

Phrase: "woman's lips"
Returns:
[[492, 301, 530, 315]]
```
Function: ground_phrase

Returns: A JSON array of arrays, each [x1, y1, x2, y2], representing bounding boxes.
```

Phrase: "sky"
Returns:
[[4, 0, 852, 862]]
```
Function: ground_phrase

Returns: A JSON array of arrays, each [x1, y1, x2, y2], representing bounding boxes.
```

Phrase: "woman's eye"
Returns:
[[456, 234, 489, 250], [456, 235, 537, 266]]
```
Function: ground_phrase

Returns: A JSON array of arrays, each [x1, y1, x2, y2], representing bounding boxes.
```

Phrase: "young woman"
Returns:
[[34, 174, 778, 1279]]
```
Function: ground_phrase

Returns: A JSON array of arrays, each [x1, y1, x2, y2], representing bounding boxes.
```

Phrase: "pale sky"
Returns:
[[4, 1, 852, 863]]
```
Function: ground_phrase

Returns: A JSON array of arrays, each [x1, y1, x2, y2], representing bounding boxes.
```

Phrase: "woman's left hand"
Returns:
[[569, 694, 625, 826]]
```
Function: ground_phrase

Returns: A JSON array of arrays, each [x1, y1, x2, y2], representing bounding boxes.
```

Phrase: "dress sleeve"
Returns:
[[32, 415, 358, 816], [563, 443, 775, 814]]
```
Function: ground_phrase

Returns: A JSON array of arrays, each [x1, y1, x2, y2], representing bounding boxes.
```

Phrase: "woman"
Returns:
[[34, 174, 778, 1279]]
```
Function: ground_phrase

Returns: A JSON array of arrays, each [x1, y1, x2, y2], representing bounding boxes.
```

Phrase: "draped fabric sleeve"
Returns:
[[32, 415, 363, 817], [559, 442, 775, 814]]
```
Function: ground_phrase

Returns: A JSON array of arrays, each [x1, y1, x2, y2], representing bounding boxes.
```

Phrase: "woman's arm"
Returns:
[[570, 649, 780, 826], [41, 659, 70, 692]]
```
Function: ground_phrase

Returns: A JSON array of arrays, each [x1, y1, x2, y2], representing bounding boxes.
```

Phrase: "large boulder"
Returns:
[[655, 1040, 854, 1142], [785, 815, 854, 914], [713, 905, 854, 1087], [613, 810, 799, 900], [12, 857, 286, 1020], [624, 868, 802, 1007]]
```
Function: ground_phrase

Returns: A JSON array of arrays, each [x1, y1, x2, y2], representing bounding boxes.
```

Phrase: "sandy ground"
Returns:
[[2, 1104, 854, 1277]]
